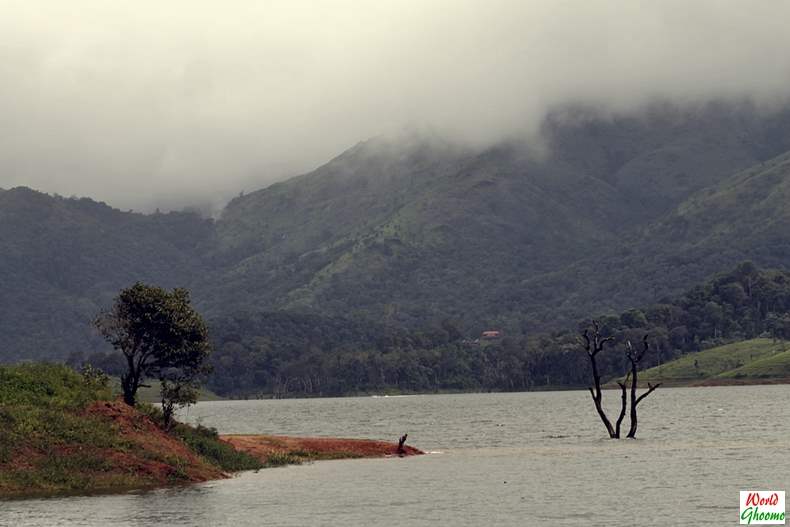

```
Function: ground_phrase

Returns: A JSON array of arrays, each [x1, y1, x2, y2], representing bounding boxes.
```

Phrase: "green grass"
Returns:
[[0, 364, 134, 495], [137, 404, 262, 472], [174, 423, 262, 471], [640, 338, 790, 384], [0, 363, 112, 408], [240, 449, 363, 468], [719, 349, 790, 379]]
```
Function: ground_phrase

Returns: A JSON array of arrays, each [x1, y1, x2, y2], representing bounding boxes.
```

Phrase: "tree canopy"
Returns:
[[95, 283, 211, 406]]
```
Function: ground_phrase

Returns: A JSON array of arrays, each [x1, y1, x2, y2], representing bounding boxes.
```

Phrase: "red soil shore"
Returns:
[[221, 434, 423, 463], [0, 399, 422, 498], [0, 401, 227, 498], [85, 401, 227, 483]]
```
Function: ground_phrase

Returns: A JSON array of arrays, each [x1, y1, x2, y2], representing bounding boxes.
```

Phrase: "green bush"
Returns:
[[134, 404, 262, 471], [170, 422, 263, 471]]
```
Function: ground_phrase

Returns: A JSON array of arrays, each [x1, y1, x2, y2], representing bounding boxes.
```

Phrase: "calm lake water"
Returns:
[[2, 386, 789, 526]]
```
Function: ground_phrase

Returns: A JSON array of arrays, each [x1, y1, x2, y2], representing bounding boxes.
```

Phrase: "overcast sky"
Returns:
[[1, 1, 790, 212]]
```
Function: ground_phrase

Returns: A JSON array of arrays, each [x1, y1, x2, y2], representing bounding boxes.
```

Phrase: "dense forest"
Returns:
[[67, 263, 790, 397]]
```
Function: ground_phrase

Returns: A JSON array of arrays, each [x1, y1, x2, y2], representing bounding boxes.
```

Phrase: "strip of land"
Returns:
[[0, 364, 419, 499], [222, 435, 422, 464]]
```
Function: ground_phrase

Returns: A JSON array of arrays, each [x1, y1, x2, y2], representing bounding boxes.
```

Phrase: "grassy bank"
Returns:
[[0, 363, 260, 498], [638, 338, 790, 386]]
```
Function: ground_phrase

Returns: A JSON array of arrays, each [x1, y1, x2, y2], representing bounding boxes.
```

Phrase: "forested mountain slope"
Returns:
[[3, 102, 790, 362], [526, 147, 790, 327], [203, 102, 790, 332], [0, 188, 213, 359]]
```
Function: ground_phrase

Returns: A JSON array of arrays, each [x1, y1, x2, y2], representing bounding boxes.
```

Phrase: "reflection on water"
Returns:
[[2, 386, 789, 526]]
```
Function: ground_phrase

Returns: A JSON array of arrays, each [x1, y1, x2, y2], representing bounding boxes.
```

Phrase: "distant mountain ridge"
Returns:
[[0, 188, 214, 358], [205, 101, 790, 331], [3, 101, 790, 361]]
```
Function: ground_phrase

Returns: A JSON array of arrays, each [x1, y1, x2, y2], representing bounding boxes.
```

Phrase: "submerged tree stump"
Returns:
[[582, 321, 661, 439], [397, 433, 408, 456]]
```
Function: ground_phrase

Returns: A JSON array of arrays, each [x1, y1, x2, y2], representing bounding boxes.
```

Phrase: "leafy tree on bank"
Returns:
[[159, 367, 201, 429], [94, 283, 211, 406]]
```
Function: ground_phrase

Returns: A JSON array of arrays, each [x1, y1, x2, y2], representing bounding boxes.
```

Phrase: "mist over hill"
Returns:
[[5, 2, 790, 211], [3, 101, 790, 363], [202, 101, 790, 331]]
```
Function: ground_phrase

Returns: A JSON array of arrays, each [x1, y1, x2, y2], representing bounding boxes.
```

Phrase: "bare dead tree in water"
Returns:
[[582, 322, 617, 438], [614, 371, 630, 439], [624, 336, 661, 438], [582, 322, 661, 439]]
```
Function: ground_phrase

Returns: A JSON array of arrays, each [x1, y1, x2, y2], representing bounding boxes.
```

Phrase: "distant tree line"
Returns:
[[68, 263, 790, 398]]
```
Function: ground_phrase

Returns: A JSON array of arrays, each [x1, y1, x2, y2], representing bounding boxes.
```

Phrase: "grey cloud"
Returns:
[[1, 0, 789, 211]]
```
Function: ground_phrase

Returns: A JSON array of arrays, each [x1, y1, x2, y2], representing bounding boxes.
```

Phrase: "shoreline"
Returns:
[[212, 377, 790, 400], [0, 362, 423, 502], [1, 434, 423, 501], [604, 376, 790, 389]]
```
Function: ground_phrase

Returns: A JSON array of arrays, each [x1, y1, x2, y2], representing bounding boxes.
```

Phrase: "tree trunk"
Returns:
[[162, 398, 175, 429], [589, 357, 616, 438], [121, 374, 134, 406], [625, 337, 661, 439], [121, 363, 139, 406], [615, 379, 628, 438], [397, 433, 408, 456], [627, 360, 639, 438], [583, 325, 617, 438]]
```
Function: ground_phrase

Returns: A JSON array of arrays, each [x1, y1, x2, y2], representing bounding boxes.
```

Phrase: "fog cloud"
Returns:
[[1, 0, 789, 211]]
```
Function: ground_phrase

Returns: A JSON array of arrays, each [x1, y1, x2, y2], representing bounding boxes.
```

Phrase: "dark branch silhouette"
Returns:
[[582, 322, 617, 438], [614, 371, 630, 438], [581, 322, 661, 439], [397, 433, 408, 456], [624, 336, 662, 438]]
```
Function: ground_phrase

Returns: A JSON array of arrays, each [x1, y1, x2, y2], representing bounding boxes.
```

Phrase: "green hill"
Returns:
[[204, 103, 790, 332], [0, 188, 213, 360], [639, 339, 790, 386], [719, 348, 790, 380], [4, 101, 790, 370], [510, 148, 790, 329]]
